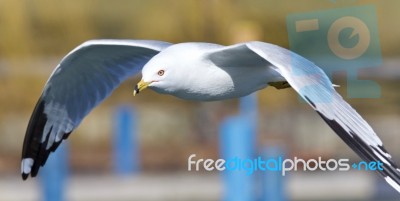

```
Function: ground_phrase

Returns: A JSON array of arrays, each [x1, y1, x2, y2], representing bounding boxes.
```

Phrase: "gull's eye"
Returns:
[[157, 70, 165, 76]]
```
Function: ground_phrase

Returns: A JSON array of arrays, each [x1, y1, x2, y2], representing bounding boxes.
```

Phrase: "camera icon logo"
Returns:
[[286, 5, 381, 98]]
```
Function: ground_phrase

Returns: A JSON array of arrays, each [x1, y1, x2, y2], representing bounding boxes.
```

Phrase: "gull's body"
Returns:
[[21, 39, 400, 193], [144, 42, 284, 100]]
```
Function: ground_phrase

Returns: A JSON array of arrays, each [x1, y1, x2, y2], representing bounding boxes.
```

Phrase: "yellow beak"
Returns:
[[133, 80, 151, 96]]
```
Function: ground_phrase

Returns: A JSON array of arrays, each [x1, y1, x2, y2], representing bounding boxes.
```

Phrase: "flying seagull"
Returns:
[[21, 39, 400, 192]]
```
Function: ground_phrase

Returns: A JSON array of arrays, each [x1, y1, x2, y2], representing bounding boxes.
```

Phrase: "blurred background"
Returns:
[[1, 0, 400, 200]]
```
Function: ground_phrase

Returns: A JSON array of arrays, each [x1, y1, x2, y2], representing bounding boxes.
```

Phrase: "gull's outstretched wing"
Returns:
[[22, 39, 171, 179], [207, 41, 400, 192]]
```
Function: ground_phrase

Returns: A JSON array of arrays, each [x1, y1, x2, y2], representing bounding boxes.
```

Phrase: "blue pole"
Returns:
[[219, 93, 258, 201], [40, 142, 68, 201], [220, 116, 256, 201], [113, 105, 139, 175], [260, 145, 287, 201], [239, 93, 257, 137], [239, 93, 257, 120]]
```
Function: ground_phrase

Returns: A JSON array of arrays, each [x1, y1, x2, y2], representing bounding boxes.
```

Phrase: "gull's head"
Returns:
[[133, 52, 182, 96], [133, 43, 214, 100]]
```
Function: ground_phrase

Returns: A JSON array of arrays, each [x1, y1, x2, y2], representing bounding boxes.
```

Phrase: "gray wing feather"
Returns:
[[206, 41, 400, 192], [21, 39, 171, 179], [246, 41, 400, 192]]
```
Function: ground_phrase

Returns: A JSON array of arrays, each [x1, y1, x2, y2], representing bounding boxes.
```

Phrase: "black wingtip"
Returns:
[[21, 98, 51, 180], [21, 97, 72, 180], [316, 110, 400, 192], [22, 173, 28, 180]]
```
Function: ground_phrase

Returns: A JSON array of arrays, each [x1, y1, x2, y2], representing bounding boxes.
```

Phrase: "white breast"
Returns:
[[172, 62, 282, 101]]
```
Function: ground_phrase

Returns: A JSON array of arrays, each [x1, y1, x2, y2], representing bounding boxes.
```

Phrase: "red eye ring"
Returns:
[[158, 70, 165, 76]]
